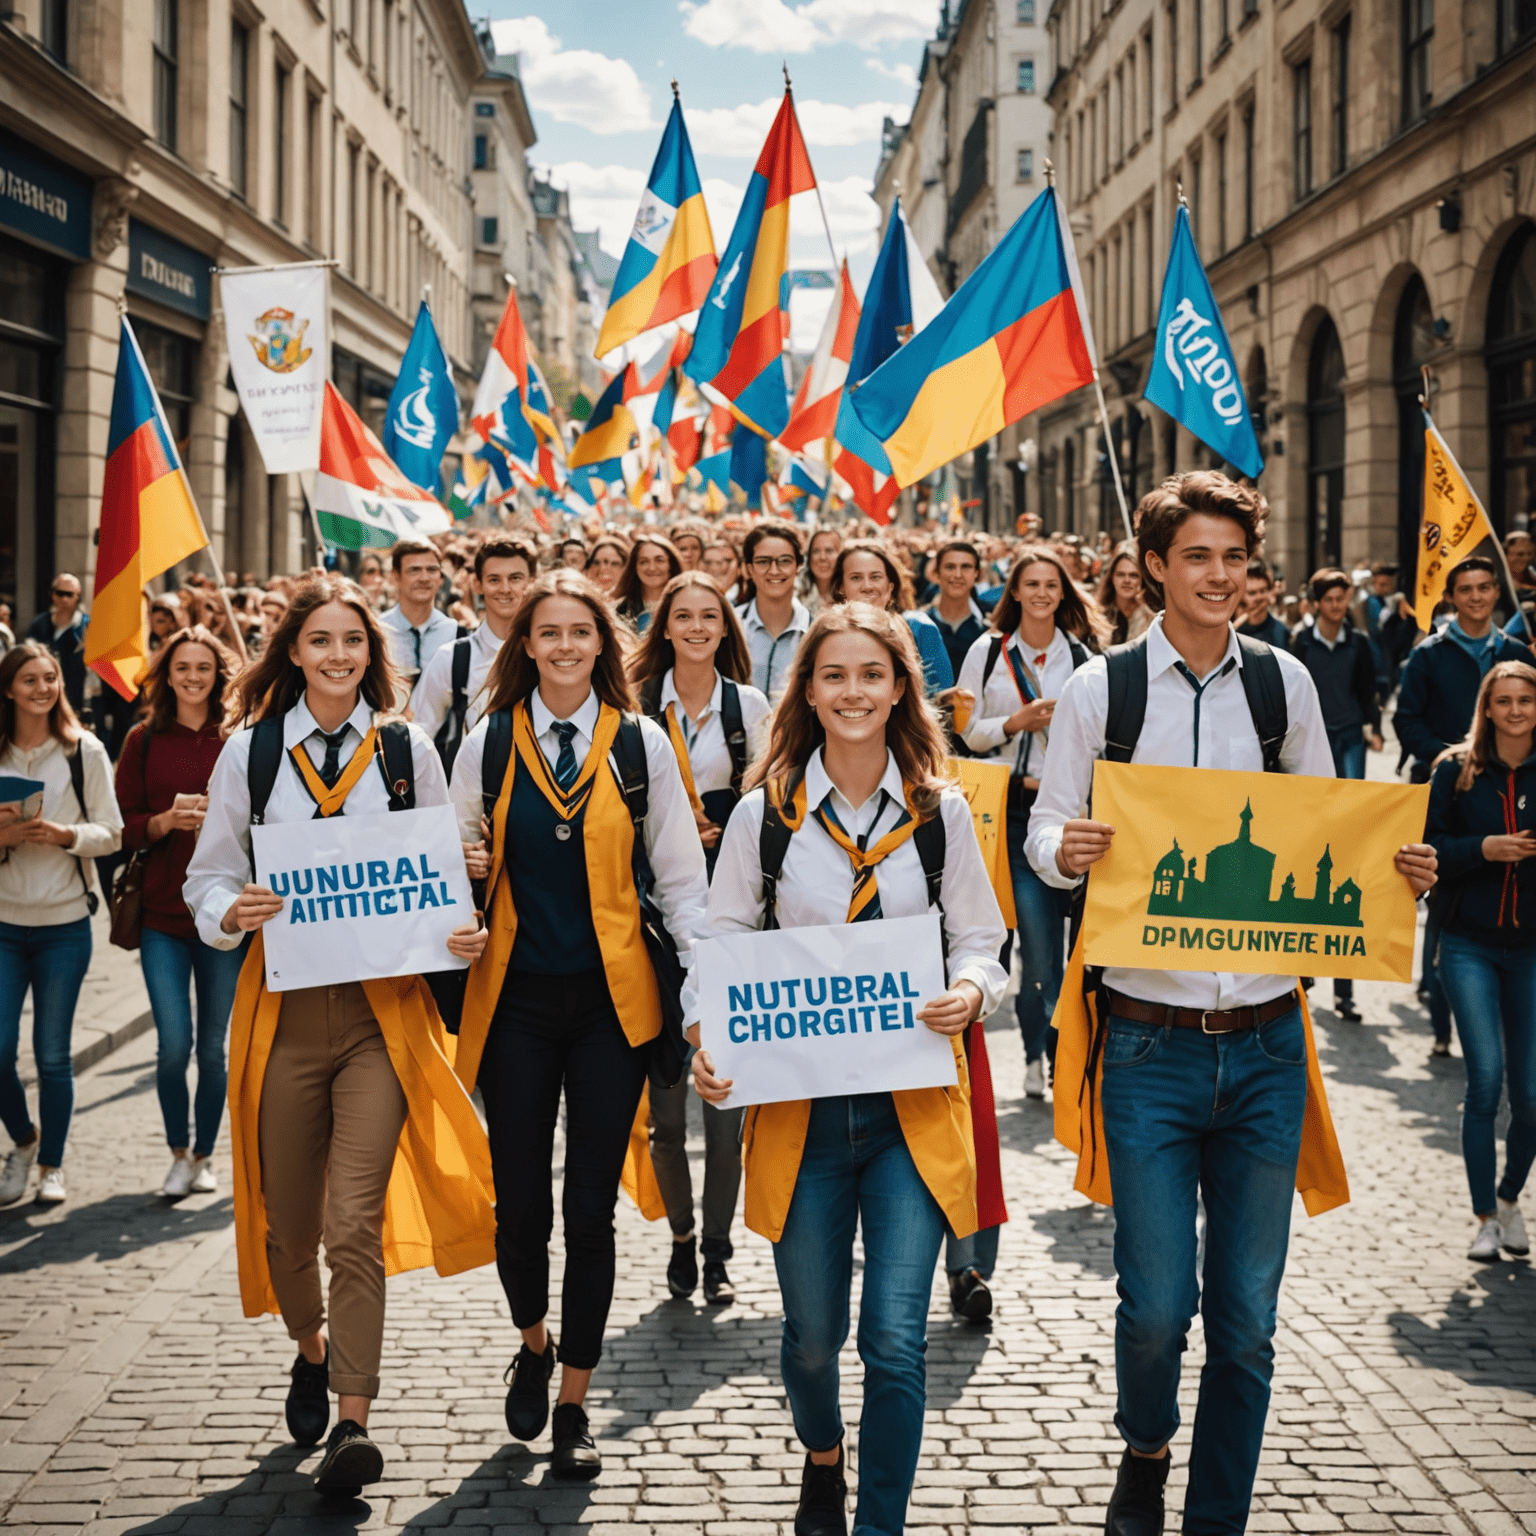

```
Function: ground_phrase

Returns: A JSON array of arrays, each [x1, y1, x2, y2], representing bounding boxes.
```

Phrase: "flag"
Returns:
[[568, 365, 641, 489], [849, 186, 1096, 489], [1413, 413, 1499, 633], [691, 449, 732, 497], [729, 427, 768, 510], [315, 382, 453, 549], [87, 319, 210, 699], [685, 90, 817, 440], [469, 285, 547, 477], [598, 94, 718, 358], [383, 301, 459, 493], [831, 197, 945, 522], [1144, 205, 1263, 480], [780, 259, 860, 453]]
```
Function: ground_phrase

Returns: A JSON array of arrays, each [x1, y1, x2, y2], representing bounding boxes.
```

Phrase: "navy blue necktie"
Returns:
[[317, 729, 349, 789], [553, 721, 579, 791]]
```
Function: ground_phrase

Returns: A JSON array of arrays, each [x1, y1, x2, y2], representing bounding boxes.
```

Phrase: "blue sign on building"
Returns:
[[0, 127, 92, 261], [126, 218, 212, 321]]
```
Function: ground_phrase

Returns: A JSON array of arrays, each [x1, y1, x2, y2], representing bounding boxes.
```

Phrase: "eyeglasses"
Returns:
[[751, 555, 798, 572], [52, 587, 76, 598]]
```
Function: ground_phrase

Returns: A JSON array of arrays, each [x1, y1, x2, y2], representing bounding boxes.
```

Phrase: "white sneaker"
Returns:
[[1499, 1199, 1529, 1256], [34, 1167, 66, 1206], [1469, 1215, 1503, 1261], [190, 1157, 217, 1195], [162, 1154, 195, 1198], [0, 1141, 38, 1205], [1025, 1058, 1046, 1100]]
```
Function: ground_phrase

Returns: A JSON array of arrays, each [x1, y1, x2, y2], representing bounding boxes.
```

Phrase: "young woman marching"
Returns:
[[614, 535, 683, 634], [1427, 659, 1536, 1261], [691, 603, 1008, 1536], [829, 540, 955, 695], [798, 528, 842, 618], [629, 572, 770, 1305], [450, 569, 708, 1478], [183, 577, 495, 1500]]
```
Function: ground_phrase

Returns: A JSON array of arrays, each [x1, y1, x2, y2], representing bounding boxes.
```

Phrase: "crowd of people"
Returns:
[[0, 486, 1528, 1536]]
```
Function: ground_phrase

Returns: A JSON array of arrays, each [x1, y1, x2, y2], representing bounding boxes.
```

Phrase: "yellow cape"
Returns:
[[226, 931, 498, 1318], [1051, 931, 1350, 1216]]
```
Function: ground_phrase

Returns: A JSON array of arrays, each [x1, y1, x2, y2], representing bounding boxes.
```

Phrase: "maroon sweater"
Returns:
[[116, 720, 226, 939]]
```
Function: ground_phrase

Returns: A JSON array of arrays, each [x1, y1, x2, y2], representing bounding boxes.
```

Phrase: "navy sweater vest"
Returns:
[[505, 763, 604, 975]]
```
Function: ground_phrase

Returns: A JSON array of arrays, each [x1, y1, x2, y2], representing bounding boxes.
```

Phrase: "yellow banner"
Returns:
[[1414, 418, 1497, 632], [1081, 762, 1429, 982], [947, 757, 1016, 928]]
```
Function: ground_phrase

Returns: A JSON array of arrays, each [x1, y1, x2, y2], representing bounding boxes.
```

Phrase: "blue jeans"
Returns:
[[1009, 839, 1068, 1062], [1099, 1005, 1308, 1535], [140, 927, 248, 1159], [0, 917, 93, 1168], [773, 1092, 945, 1536], [1438, 932, 1536, 1215], [945, 1222, 999, 1278], [1424, 900, 1453, 1044]]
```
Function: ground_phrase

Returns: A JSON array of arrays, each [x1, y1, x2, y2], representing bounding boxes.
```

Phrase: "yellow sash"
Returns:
[[663, 703, 707, 818], [287, 726, 379, 817], [802, 778, 923, 922], [512, 700, 607, 823]]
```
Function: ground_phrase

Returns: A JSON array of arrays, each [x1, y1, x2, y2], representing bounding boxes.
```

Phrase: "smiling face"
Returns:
[[397, 552, 442, 608], [840, 551, 895, 610], [937, 549, 979, 602], [478, 555, 532, 628], [1010, 560, 1063, 627], [168, 640, 218, 712], [1316, 584, 1351, 627], [1146, 515, 1249, 634], [1486, 673, 1536, 741], [1112, 557, 1142, 606], [289, 600, 370, 712], [1244, 573, 1273, 621], [9, 654, 60, 721], [1450, 566, 1500, 629], [636, 542, 674, 598], [673, 533, 703, 570], [808, 532, 841, 583], [806, 630, 905, 757], [748, 535, 799, 603], [524, 594, 602, 692], [664, 582, 727, 668], [586, 543, 625, 593]]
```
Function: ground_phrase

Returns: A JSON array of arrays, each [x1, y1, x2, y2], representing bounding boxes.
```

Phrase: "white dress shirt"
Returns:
[[658, 669, 772, 797], [683, 747, 1010, 1026], [957, 626, 1081, 779], [184, 695, 450, 950], [379, 604, 459, 683], [410, 621, 504, 741], [741, 597, 811, 705], [1023, 615, 1334, 1010], [448, 687, 709, 970]]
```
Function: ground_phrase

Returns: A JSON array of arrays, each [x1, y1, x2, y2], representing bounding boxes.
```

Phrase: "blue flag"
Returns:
[[729, 427, 768, 510], [1144, 207, 1263, 480], [384, 302, 459, 493]]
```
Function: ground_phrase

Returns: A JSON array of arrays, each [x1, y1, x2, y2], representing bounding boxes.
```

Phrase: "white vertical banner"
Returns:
[[219, 261, 330, 473]]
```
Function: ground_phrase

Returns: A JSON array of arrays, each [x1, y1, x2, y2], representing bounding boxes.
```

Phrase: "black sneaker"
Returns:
[[550, 1401, 601, 1480], [702, 1259, 735, 1304], [1334, 999, 1363, 1022], [1104, 1447, 1169, 1536], [313, 1419, 383, 1500], [285, 1347, 329, 1447], [794, 1446, 847, 1536], [667, 1234, 698, 1298], [948, 1266, 994, 1322], [504, 1337, 556, 1442]]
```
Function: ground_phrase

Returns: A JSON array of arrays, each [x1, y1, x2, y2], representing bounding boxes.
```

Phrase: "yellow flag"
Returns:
[[945, 758, 1016, 928], [1414, 416, 1497, 632], [1081, 762, 1429, 983]]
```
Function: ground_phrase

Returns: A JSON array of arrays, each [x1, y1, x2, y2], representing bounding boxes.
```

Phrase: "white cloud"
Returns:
[[813, 176, 882, 258], [866, 58, 918, 90], [489, 17, 655, 135], [680, 0, 938, 52], [540, 161, 647, 256], [688, 97, 907, 156]]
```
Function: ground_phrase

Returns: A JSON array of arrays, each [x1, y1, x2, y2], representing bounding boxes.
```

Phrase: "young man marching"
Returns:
[[1025, 473, 1436, 1535]]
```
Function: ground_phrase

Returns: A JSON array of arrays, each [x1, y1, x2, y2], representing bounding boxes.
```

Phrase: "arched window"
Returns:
[[1487, 223, 1536, 536], [1306, 318, 1345, 573], [1393, 276, 1435, 580], [1246, 346, 1269, 456]]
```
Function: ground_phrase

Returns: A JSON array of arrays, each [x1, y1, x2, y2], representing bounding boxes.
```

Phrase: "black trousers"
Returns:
[[478, 968, 649, 1370]]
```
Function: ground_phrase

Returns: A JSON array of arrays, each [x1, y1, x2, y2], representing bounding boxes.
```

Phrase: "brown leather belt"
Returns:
[[1105, 987, 1296, 1035]]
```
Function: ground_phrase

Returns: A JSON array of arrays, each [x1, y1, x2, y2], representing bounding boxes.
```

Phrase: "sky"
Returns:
[[484, 0, 942, 354]]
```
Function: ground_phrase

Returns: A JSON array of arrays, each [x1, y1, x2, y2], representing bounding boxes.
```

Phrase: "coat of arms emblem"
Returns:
[[247, 307, 313, 373]]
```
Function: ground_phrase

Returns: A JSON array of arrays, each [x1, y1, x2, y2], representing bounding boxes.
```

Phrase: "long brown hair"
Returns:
[[613, 534, 683, 620], [482, 569, 636, 715], [829, 539, 916, 613], [0, 641, 83, 757], [233, 575, 400, 725], [141, 626, 241, 734], [749, 603, 951, 818], [1437, 660, 1536, 792], [630, 572, 754, 686], [992, 545, 1103, 647]]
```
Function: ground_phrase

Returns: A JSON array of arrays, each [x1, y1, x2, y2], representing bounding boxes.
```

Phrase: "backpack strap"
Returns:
[[1067, 635, 1089, 670], [610, 713, 659, 903], [637, 674, 663, 721], [1103, 634, 1150, 764], [720, 679, 748, 796], [375, 719, 416, 810], [980, 634, 1005, 692], [64, 744, 99, 915], [1234, 634, 1289, 774], [450, 636, 472, 721], [758, 769, 803, 931], [913, 812, 946, 909], [246, 715, 285, 825], [481, 706, 514, 833]]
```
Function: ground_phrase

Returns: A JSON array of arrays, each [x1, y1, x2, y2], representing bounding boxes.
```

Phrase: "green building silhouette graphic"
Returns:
[[1147, 800, 1363, 927]]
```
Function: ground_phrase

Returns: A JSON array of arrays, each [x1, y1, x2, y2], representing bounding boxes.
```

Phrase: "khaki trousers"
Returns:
[[257, 981, 407, 1398]]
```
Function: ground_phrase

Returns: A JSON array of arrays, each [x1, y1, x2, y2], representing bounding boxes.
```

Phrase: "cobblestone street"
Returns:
[[3, 930, 1535, 1535]]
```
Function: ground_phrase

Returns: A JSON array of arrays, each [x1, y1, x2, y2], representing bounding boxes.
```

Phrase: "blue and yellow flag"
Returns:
[[569, 364, 640, 489]]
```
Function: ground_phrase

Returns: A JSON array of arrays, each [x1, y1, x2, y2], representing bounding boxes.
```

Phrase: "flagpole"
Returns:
[[784, 63, 841, 271]]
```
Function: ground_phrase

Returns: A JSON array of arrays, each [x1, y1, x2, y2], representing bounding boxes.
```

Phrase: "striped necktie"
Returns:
[[812, 790, 917, 922], [552, 721, 579, 791]]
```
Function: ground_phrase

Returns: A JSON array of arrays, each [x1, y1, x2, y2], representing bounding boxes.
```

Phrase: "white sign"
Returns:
[[251, 805, 473, 993], [696, 914, 954, 1108], [221, 262, 329, 473]]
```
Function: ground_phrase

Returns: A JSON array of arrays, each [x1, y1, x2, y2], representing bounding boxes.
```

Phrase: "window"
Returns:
[[1192, 0, 1203, 80], [1402, 0, 1433, 126], [1216, 131, 1227, 255], [153, 0, 178, 151], [1190, 156, 1202, 248], [1017, 147, 1034, 180], [476, 101, 495, 117], [39, 0, 66, 60], [1017, 58, 1036, 92], [307, 93, 322, 246], [1243, 0, 1258, 16], [229, 23, 248, 198], [274, 65, 290, 226], [1487, 226, 1536, 536], [474, 134, 489, 169], [1018, 0, 1036, 18], [481, 217, 498, 245], [1499, 0, 1536, 54], [1395, 277, 1435, 572], [1219, 0, 1230, 42], [1306, 318, 1346, 571], [134, 322, 198, 457], [1167, 0, 1179, 103], [347, 142, 360, 276], [1331, 17, 1350, 177], [1293, 58, 1313, 201], [1242, 105, 1255, 236]]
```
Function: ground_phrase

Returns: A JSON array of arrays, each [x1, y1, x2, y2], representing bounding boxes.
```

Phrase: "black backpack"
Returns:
[[637, 674, 749, 797], [432, 635, 476, 775], [979, 631, 1091, 792], [246, 714, 416, 822]]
